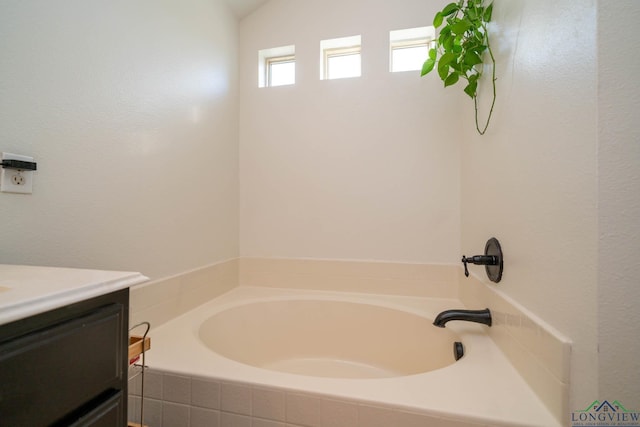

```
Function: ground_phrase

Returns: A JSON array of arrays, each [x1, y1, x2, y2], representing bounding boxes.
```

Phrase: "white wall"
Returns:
[[0, 0, 239, 279], [597, 0, 640, 405], [239, 0, 461, 263], [460, 0, 599, 408], [5, 0, 638, 410], [241, 0, 640, 410]]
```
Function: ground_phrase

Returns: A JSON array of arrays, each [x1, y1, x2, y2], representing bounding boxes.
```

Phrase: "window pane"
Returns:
[[259, 46, 295, 88], [327, 53, 361, 79], [269, 61, 295, 87], [392, 45, 429, 72]]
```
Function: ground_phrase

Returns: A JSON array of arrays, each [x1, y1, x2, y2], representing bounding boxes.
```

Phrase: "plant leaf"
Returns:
[[439, 26, 451, 40], [464, 51, 483, 66], [456, 62, 471, 76], [444, 72, 460, 87], [451, 19, 472, 35], [421, 58, 436, 76], [438, 62, 450, 80], [433, 12, 444, 28], [484, 3, 493, 22], [466, 7, 477, 20], [439, 52, 455, 67], [441, 2, 459, 16], [443, 34, 454, 51], [424, 0, 496, 134], [464, 80, 478, 98]]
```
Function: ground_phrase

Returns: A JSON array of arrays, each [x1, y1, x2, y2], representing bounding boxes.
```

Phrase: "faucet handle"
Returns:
[[462, 255, 498, 277], [461, 238, 504, 283], [461, 256, 470, 277]]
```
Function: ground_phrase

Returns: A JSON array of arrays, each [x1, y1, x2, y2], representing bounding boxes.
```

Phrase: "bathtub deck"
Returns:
[[142, 286, 562, 427], [262, 357, 399, 378]]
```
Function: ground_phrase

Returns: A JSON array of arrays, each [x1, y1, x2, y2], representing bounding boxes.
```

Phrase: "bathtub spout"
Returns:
[[433, 308, 492, 328]]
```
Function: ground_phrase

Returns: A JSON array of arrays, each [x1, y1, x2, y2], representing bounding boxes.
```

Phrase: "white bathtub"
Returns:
[[199, 298, 460, 379], [143, 286, 560, 426]]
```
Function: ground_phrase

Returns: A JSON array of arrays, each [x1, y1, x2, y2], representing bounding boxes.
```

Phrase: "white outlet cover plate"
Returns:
[[1, 152, 34, 194]]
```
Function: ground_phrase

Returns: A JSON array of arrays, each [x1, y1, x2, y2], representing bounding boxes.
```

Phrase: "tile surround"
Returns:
[[129, 257, 570, 425], [130, 258, 238, 329], [128, 370, 495, 427], [253, 386, 286, 421], [221, 382, 252, 416], [459, 270, 571, 424], [238, 257, 459, 298]]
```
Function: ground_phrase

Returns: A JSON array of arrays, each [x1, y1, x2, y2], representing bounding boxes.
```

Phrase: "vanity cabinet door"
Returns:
[[67, 390, 125, 427], [0, 293, 127, 426]]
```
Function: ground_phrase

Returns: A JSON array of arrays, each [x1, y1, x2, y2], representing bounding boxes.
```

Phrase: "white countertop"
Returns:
[[0, 264, 148, 326]]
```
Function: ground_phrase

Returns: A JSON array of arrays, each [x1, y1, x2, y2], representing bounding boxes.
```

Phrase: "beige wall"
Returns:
[[0, 0, 239, 279], [240, 0, 629, 409], [460, 0, 598, 408], [239, 0, 462, 263], [597, 0, 640, 405], [4, 0, 639, 411]]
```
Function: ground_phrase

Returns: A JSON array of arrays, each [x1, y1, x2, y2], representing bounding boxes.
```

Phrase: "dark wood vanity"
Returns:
[[0, 288, 130, 426], [0, 265, 147, 427]]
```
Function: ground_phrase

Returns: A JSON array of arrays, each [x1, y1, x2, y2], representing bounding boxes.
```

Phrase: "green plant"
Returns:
[[421, 0, 496, 135]]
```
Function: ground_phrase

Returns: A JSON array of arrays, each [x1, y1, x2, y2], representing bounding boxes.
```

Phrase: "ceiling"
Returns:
[[224, 0, 269, 18]]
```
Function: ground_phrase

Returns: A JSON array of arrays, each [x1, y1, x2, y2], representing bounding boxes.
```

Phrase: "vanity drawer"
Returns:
[[67, 390, 125, 427], [0, 301, 126, 426]]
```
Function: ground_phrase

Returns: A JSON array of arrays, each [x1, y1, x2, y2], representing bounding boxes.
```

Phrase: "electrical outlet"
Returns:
[[11, 173, 26, 186], [1, 152, 34, 194]]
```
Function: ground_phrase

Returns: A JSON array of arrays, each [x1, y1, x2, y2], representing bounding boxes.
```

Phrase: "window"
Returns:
[[390, 27, 435, 73], [258, 45, 295, 88], [320, 35, 361, 80], [266, 55, 295, 87]]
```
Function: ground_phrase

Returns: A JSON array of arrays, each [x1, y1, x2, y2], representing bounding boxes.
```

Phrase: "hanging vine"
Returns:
[[421, 0, 496, 135]]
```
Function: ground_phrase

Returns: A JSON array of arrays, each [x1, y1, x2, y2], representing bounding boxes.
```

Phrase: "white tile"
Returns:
[[252, 419, 287, 427], [320, 399, 358, 427], [394, 410, 439, 427], [220, 412, 251, 427], [536, 326, 571, 383], [128, 368, 142, 395], [191, 407, 220, 427], [145, 369, 164, 400], [430, 416, 488, 427], [397, 410, 488, 427], [128, 396, 140, 423], [130, 300, 180, 331], [359, 407, 489, 427], [252, 387, 286, 421], [163, 374, 191, 404], [500, 336, 568, 423], [142, 398, 163, 427], [286, 393, 321, 427], [518, 314, 543, 354], [162, 402, 190, 427], [192, 377, 221, 409], [180, 266, 212, 293], [239, 258, 458, 297], [221, 382, 252, 415], [357, 405, 397, 427], [130, 276, 181, 311]]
